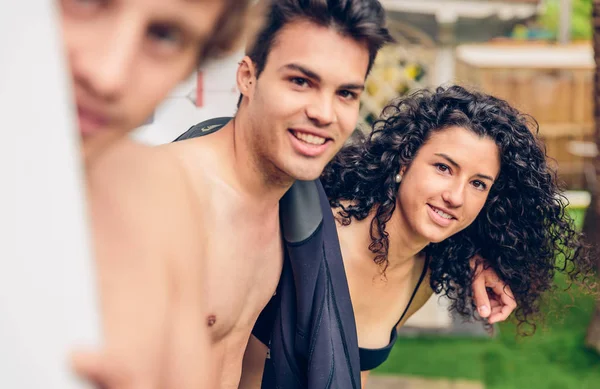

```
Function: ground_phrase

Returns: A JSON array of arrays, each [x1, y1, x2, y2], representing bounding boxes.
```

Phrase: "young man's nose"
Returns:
[[305, 94, 336, 128], [72, 21, 141, 101]]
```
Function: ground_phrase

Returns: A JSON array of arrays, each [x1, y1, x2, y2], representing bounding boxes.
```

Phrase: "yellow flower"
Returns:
[[366, 79, 379, 97], [404, 64, 420, 80]]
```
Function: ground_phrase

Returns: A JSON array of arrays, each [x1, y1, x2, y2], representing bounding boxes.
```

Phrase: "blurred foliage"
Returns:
[[360, 46, 428, 126], [512, 0, 592, 41]]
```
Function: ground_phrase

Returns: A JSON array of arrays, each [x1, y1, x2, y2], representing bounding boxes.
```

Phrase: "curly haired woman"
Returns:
[[321, 85, 596, 385]]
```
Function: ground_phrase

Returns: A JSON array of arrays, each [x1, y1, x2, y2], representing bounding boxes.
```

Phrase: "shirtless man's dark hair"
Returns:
[[238, 0, 393, 106], [250, 0, 391, 74]]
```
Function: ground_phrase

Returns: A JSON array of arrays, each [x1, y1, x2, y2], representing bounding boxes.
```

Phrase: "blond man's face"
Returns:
[[59, 0, 225, 160]]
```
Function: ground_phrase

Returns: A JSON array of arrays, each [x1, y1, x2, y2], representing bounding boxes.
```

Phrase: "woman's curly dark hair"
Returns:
[[321, 85, 596, 333]]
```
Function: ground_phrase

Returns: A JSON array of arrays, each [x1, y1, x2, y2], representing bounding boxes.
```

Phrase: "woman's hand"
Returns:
[[470, 255, 517, 324]]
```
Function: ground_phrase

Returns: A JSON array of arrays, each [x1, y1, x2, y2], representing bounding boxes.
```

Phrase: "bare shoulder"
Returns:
[[159, 127, 223, 162], [88, 140, 209, 376], [88, 139, 204, 259]]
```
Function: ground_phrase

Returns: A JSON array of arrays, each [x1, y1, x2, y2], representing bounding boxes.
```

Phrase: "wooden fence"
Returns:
[[456, 43, 595, 189]]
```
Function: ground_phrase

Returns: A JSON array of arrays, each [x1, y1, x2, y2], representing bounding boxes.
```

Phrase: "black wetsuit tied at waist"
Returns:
[[258, 178, 361, 388]]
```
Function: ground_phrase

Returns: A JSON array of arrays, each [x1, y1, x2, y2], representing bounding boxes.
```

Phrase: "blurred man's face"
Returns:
[[59, 0, 224, 160]]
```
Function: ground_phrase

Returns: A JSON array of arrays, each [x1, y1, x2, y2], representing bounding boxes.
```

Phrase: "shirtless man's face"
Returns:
[[241, 20, 370, 181], [59, 0, 225, 160]]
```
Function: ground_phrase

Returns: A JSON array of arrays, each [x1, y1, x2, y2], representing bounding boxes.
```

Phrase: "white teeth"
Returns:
[[293, 131, 326, 145], [433, 208, 453, 219]]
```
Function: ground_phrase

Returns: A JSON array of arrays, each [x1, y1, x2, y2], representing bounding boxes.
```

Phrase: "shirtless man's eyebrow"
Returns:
[[280, 63, 365, 90]]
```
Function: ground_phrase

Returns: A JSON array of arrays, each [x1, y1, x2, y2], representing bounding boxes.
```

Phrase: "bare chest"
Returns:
[[201, 205, 283, 343]]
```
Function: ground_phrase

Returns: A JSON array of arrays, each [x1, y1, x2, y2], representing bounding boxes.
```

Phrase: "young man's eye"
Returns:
[[78, 0, 104, 4], [147, 24, 184, 49], [62, 0, 106, 15], [435, 163, 450, 174], [289, 77, 310, 88], [338, 90, 358, 100], [75, 0, 104, 7], [472, 180, 488, 191]]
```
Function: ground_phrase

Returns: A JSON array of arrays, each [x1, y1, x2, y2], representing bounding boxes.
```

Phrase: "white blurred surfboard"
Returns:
[[0, 1, 101, 388]]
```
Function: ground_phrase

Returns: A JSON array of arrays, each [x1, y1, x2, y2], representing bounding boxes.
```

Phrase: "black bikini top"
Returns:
[[358, 257, 429, 371]]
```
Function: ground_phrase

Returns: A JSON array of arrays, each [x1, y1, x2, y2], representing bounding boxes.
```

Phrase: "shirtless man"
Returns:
[[160, 0, 392, 386], [54, 0, 251, 387]]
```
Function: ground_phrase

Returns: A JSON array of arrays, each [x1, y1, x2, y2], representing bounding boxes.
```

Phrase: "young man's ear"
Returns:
[[236, 56, 257, 102]]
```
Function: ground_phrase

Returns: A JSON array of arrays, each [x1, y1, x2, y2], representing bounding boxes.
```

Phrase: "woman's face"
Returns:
[[397, 126, 500, 245]]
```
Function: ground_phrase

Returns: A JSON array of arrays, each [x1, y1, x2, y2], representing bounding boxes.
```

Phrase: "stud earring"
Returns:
[[395, 174, 402, 183]]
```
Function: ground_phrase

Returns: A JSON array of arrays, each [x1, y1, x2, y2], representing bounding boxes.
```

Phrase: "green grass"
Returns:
[[374, 207, 600, 389]]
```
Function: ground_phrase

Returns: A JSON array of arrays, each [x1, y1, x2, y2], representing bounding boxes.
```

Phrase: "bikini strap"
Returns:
[[395, 256, 430, 327]]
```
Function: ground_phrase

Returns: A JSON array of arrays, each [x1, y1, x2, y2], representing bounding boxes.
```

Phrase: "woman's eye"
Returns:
[[472, 180, 488, 191], [435, 163, 450, 173]]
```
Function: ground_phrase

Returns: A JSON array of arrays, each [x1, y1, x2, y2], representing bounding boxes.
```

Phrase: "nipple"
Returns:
[[207, 315, 217, 327]]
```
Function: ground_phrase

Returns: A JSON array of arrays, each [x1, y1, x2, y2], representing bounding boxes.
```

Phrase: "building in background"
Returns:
[[133, 0, 542, 146]]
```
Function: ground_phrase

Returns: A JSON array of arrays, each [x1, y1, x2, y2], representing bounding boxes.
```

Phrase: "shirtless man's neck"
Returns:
[[193, 116, 294, 207]]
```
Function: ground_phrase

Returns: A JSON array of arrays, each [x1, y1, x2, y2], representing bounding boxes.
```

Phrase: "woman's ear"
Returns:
[[395, 165, 408, 184], [236, 56, 257, 102], [398, 165, 407, 179]]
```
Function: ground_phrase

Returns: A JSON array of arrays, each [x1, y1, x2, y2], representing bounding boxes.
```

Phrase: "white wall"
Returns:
[[132, 51, 244, 145], [0, 1, 100, 388]]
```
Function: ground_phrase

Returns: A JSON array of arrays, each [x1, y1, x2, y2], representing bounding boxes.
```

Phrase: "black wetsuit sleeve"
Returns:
[[172, 117, 231, 142], [251, 289, 280, 346]]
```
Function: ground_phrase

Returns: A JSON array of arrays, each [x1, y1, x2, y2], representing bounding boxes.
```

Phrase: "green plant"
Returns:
[[538, 0, 592, 40]]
